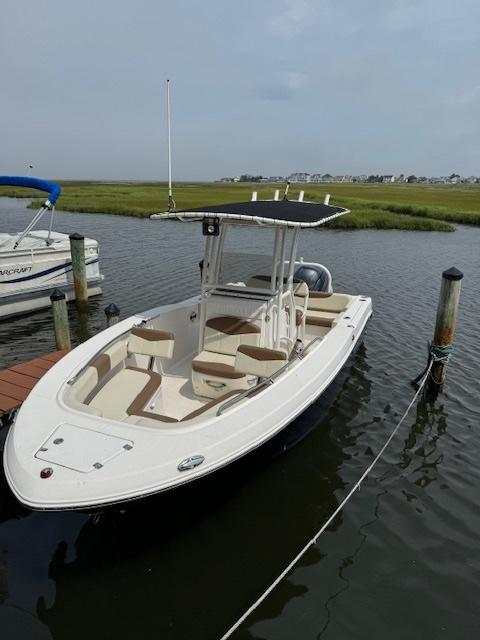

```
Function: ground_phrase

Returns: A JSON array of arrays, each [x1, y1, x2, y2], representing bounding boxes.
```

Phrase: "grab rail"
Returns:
[[216, 334, 325, 416]]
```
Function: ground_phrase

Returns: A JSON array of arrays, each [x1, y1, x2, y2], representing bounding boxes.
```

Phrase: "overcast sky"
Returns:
[[1, 0, 479, 180]]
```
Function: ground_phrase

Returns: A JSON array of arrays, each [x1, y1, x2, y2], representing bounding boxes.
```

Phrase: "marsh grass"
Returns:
[[2, 181, 479, 231]]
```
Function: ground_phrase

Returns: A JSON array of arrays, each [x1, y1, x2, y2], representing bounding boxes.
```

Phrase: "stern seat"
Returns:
[[305, 292, 351, 331], [192, 316, 260, 399]]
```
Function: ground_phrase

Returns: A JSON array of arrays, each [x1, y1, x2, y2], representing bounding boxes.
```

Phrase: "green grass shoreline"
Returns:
[[2, 181, 480, 231]]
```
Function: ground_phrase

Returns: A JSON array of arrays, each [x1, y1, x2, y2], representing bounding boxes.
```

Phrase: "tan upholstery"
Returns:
[[128, 327, 175, 359], [235, 345, 287, 378], [192, 350, 256, 399], [203, 317, 260, 356], [307, 292, 351, 313], [305, 314, 336, 327], [182, 390, 241, 421], [192, 316, 261, 399], [88, 366, 161, 421]]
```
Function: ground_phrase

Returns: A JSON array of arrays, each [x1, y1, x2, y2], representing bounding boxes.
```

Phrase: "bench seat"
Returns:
[[88, 366, 162, 421]]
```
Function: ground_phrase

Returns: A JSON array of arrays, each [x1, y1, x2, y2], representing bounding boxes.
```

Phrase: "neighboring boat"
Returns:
[[0, 176, 103, 318], [3, 193, 372, 510]]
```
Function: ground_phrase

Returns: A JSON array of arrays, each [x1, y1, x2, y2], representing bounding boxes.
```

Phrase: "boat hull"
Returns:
[[0, 232, 103, 318], [3, 295, 372, 511]]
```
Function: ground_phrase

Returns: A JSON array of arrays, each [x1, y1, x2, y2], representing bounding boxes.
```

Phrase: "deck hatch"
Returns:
[[35, 424, 133, 473]]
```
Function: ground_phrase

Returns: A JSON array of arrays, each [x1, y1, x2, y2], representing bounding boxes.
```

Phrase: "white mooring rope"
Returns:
[[220, 360, 434, 640]]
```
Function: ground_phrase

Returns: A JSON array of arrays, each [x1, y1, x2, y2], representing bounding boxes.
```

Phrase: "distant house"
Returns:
[[288, 173, 311, 183], [382, 175, 395, 183]]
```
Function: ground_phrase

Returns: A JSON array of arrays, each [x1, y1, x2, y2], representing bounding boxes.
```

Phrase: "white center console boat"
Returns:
[[3, 195, 372, 510]]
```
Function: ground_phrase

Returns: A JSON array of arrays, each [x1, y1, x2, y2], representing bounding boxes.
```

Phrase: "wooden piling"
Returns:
[[50, 289, 71, 351], [69, 232, 88, 304], [429, 266, 463, 388], [105, 303, 120, 327]]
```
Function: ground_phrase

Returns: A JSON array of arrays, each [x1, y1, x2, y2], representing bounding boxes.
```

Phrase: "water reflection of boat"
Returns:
[[0, 176, 103, 318], [4, 195, 372, 509]]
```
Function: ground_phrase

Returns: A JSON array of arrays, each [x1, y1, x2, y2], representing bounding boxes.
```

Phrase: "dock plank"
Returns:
[[0, 350, 68, 416], [0, 380, 31, 402], [10, 363, 50, 379], [41, 351, 68, 364], [0, 370, 38, 390], [0, 394, 22, 413]]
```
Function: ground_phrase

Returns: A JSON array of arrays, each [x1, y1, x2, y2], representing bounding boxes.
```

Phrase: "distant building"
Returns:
[[288, 173, 311, 183], [382, 175, 395, 183]]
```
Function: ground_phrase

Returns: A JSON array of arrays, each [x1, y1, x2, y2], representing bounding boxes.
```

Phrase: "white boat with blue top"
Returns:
[[0, 176, 103, 318]]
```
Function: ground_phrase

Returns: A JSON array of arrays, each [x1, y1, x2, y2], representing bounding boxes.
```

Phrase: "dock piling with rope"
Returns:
[[427, 266, 463, 392]]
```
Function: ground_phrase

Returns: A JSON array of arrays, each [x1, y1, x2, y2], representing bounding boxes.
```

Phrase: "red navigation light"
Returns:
[[40, 467, 53, 479]]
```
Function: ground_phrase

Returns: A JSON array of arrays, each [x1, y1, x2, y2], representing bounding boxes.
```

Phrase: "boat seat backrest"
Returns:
[[203, 316, 260, 356], [66, 340, 128, 401], [127, 327, 175, 359], [235, 345, 287, 378], [307, 292, 351, 313]]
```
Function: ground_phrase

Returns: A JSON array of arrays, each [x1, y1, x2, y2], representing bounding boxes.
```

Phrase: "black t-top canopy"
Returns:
[[151, 199, 349, 228]]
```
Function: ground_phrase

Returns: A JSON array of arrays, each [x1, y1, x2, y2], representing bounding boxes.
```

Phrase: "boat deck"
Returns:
[[0, 351, 67, 417]]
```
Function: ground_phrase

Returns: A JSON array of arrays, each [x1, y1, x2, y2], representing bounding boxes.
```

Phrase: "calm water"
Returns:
[[0, 197, 479, 639]]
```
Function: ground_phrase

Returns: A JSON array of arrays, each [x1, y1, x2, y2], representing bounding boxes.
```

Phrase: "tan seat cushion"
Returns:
[[88, 366, 162, 421], [192, 350, 256, 399], [128, 327, 175, 359], [235, 345, 287, 378], [192, 351, 244, 379], [307, 293, 350, 313], [203, 316, 260, 356], [305, 314, 335, 328]]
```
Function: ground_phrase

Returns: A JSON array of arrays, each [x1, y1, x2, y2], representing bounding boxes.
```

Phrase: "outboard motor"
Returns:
[[294, 264, 330, 292]]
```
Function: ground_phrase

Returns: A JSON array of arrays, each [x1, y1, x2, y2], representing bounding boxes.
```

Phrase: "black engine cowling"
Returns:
[[294, 265, 330, 292]]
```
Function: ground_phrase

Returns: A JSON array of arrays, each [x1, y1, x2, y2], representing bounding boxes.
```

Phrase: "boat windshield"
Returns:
[[216, 251, 278, 290], [204, 224, 283, 295]]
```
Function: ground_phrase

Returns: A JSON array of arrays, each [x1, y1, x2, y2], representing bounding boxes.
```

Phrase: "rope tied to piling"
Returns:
[[219, 360, 434, 640], [429, 343, 454, 363], [411, 342, 454, 387]]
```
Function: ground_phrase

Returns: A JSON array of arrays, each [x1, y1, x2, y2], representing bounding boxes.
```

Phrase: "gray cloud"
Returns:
[[1, 0, 479, 180]]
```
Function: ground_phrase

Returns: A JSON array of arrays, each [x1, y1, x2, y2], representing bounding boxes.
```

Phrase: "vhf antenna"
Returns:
[[166, 79, 176, 212]]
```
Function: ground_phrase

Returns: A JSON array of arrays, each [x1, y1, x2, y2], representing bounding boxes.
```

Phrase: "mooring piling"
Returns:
[[69, 232, 88, 304], [50, 289, 71, 351], [428, 266, 463, 389], [105, 303, 120, 327]]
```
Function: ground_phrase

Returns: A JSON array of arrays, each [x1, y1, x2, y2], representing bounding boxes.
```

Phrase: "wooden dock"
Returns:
[[0, 350, 67, 417]]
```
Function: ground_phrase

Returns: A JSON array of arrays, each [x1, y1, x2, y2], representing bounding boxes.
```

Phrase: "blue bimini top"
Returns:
[[0, 176, 61, 206]]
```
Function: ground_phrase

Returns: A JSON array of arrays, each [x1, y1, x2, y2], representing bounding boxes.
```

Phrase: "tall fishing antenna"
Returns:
[[166, 79, 176, 212]]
